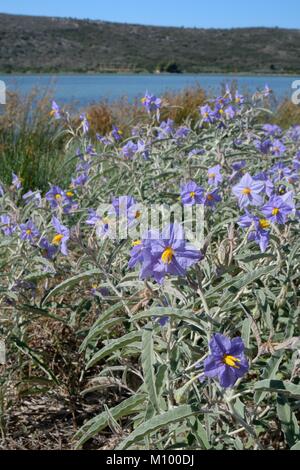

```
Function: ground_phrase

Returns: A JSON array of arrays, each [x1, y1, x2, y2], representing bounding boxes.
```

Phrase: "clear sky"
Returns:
[[0, 0, 299, 29]]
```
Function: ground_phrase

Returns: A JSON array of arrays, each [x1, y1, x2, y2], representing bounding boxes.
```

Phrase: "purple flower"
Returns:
[[46, 186, 66, 209], [230, 160, 246, 182], [208, 165, 223, 186], [254, 139, 272, 155], [80, 113, 89, 134], [200, 104, 215, 123], [72, 173, 89, 187], [234, 91, 245, 105], [203, 189, 222, 208], [84, 145, 97, 157], [204, 333, 249, 388], [86, 209, 114, 238], [137, 140, 150, 160], [50, 101, 61, 120], [232, 173, 264, 208], [175, 126, 190, 140], [224, 106, 235, 120], [0, 215, 16, 236], [232, 161, 246, 172], [238, 212, 270, 252], [253, 171, 274, 197], [51, 217, 70, 256], [262, 124, 282, 137], [129, 223, 203, 284], [214, 96, 230, 107], [268, 162, 291, 183], [281, 191, 296, 212], [141, 92, 162, 118], [121, 141, 138, 159], [39, 237, 57, 260], [76, 161, 90, 173], [96, 133, 113, 145], [180, 181, 204, 205], [20, 220, 40, 242], [261, 195, 293, 224], [86, 210, 114, 238], [213, 104, 226, 120], [112, 125, 123, 141], [157, 119, 174, 139], [154, 315, 170, 327], [128, 240, 145, 269], [270, 139, 286, 157], [12, 173, 22, 190], [86, 209, 101, 226], [127, 203, 143, 226], [111, 195, 136, 217]]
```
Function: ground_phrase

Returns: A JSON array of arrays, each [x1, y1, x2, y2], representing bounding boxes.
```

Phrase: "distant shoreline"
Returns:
[[0, 72, 299, 77]]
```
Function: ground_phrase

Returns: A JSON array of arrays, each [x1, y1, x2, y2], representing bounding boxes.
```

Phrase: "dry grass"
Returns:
[[273, 99, 300, 129]]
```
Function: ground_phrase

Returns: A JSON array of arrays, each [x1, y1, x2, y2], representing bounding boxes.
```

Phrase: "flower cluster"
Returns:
[[129, 223, 203, 284]]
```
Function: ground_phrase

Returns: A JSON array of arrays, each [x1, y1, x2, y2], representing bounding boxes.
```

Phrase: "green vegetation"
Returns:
[[1, 86, 300, 193], [0, 87, 299, 450], [1, 13, 300, 74]]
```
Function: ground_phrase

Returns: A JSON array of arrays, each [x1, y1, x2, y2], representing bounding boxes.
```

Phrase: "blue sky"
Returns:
[[1, 0, 299, 28]]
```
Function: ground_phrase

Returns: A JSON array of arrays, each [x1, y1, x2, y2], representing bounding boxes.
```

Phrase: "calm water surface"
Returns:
[[0, 74, 298, 107]]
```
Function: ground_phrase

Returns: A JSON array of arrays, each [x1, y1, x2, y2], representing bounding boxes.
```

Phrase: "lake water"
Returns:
[[0, 74, 298, 107]]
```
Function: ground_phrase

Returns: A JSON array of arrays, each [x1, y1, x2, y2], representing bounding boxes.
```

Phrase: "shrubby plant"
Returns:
[[0, 87, 299, 450]]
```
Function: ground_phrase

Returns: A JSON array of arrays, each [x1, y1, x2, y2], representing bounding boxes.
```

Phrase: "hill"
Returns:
[[1, 13, 300, 74]]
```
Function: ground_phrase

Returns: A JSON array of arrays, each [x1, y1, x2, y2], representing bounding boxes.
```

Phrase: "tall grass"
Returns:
[[272, 98, 300, 128], [0, 89, 69, 192]]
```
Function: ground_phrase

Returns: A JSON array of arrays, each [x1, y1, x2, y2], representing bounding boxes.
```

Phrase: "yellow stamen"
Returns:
[[135, 210, 141, 219], [272, 207, 279, 216], [141, 97, 147, 104], [55, 194, 62, 200], [190, 191, 196, 199], [223, 354, 241, 369], [52, 234, 63, 245], [208, 173, 216, 179], [207, 194, 214, 201], [219, 109, 224, 114], [161, 247, 174, 264], [66, 191, 74, 198], [242, 188, 252, 195], [259, 219, 270, 230], [26, 229, 32, 235], [132, 240, 142, 247]]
